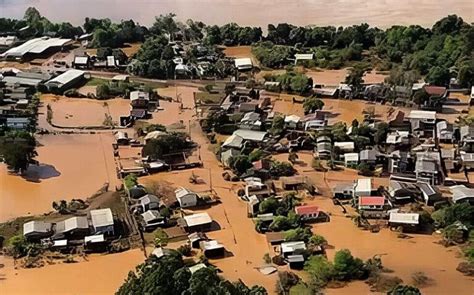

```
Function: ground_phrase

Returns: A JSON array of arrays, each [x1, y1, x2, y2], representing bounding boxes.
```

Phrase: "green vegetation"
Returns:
[[303, 97, 324, 114], [117, 251, 267, 294], [142, 132, 195, 160], [123, 174, 139, 190], [431, 203, 474, 228], [304, 249, 373, 289], [0, 8, 83, 39], [264, 70, 312, 94], [387, 285, 421, 295], [0, 131, 37, 172]]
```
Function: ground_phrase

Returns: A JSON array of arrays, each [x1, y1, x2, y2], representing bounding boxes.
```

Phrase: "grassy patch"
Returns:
[[86, 77, 108, 86], [289, 284, 313, 295], [195, 92, 223, 104]]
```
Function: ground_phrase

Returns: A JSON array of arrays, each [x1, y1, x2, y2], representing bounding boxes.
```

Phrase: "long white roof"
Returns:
[[184, 212, 212, 227], [1, 37, 72, 57], [46, 69, 85, 87]]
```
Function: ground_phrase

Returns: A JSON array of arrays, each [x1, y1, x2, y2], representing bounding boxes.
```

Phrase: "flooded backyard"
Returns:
[[0, 133, 118, 222]]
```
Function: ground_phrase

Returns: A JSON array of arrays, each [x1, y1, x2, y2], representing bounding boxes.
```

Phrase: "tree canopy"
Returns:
[[117, 250, 267, 295]]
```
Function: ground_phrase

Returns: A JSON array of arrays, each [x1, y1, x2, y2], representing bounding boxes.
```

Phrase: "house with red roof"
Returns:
[[357, 196, 386, 211], [294, 205, 324, 222]]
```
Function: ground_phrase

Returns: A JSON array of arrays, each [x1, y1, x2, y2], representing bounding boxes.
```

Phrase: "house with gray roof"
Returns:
[[23, 221, 53, 241]]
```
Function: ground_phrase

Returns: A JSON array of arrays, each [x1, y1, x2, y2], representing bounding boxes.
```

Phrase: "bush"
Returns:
[[284, 227, 313, 243], [387, 285, 421, 295], [154, 229, 169, 247], [309, 234, 328, 247], [333, 249, 367, 281], [270, 161, 295, 178], [177, 244, 192, 256], [357, 162, 373, 176]]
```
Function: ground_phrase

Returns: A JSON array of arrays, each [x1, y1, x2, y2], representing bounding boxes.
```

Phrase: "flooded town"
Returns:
[[0, 2, 473, 295]]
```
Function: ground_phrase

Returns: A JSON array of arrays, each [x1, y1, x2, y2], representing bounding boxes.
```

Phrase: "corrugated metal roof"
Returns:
[[90, 208, 114, 228], [389, 212, 419, 224], [1, 37, 72, 57], [46, 69, 85, 87]]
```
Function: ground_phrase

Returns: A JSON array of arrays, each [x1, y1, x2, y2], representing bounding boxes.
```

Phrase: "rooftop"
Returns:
[[389, 212, 419, 224], [295, 205, 320, 215], [233, 129, 267, 142], [359, 196, 385, 206], [183, 212, 212, 227], [23, 221, 51, 235], [281, 241, 306, 253], [46, 69, 85, 87], [90, 208, 114, 228], [1, 37, 73, 58]]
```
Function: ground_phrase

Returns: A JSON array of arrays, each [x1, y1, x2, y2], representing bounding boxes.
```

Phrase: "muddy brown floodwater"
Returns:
[[0, 133, 118, 222], [0, 249, 145, 295]]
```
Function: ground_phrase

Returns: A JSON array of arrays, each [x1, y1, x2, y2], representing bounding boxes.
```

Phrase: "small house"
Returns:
[[73, 56, 90, 69], [359, 149, 377, 165], [388, 212, 420, 232], [182, 212, 213, 233], [286, 254, 305, 269], [415, 154, 441, 185], [316, 142, 332, 159], [294, 205, 322, 222], [84, 234, 107, 251], [188, 232, 208, 249], [332, 183, 353, 200], [265, 232, 286, 245], [141, 210, 165, 229], [6, 117, 30, 130], [115, 131, 129, 145], [175, 187, 199, 208], [436, 121, 453, 143], [90, 208, 114, 236], [189, 263, 207, 274], [130, 91, 150, 108], [353, 178, 374, 197], [358, 196, 385, 211], [416, 182, 442, 206], [247, 195, 261, 217], [450, 185, 474, 205], [152, 247, 175, 259], [284, 115, 301, 129], [132, 194, 161, 213], [334, 142, 355, 153], [344, 153, 359, 167], [281, 241, 306, 258], [387, 180, 417, 203], [23, 221, 53, 241], [220, 149, 240, 167], [240, 112, 262, 130], [54, 216, 90, 239], [222, 134, 244, 149], [200, 240, 225, 258]]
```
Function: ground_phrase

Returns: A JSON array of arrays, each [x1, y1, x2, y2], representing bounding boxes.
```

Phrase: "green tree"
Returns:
[[345, 67, 365, 89], [431, 203, 474, 228], [303, 97, 325, 114], [259, 197, 280, 214], [270, 115, 285, 135], [333, 249, 366, 281], [284, 227, 313, 242], [229, 155, 253, 175], [0, 131, 37, 172], [426, 66, 450, 86], [304, 255, 335, 288]]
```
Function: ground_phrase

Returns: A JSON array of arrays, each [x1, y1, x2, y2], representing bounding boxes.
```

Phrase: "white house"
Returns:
[[90, 208, 114, 236], [234, 58, 253, 71], [175, 187, 199, 208], [344, 153, 359, 167]]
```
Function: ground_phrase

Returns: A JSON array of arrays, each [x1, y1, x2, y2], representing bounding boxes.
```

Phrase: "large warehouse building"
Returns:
[[0, 37, 74, 61]]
